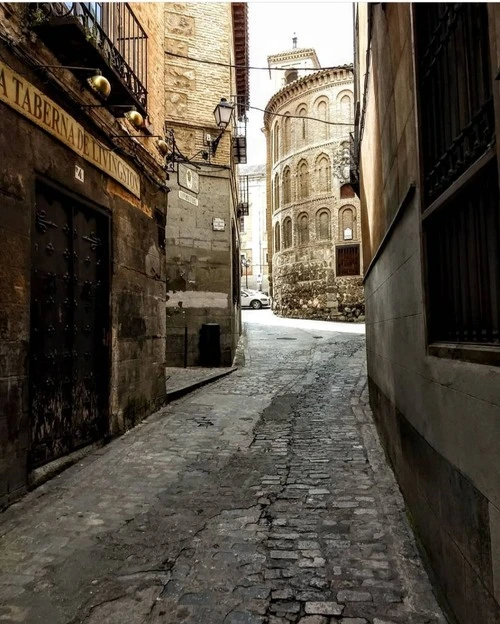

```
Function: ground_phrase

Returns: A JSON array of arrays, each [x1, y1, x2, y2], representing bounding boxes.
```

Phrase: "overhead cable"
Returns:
[[165, 51, 351, 73], [248, 106, 354, 126]]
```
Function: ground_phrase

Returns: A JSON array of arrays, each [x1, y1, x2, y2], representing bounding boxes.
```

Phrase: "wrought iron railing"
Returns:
[[238, 175, 249, 216], [34, 2, 147, 110], [416, 3, 494, 206]]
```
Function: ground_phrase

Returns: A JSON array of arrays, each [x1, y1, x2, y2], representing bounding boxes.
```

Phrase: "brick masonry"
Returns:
[[264, 63, 364, 321]]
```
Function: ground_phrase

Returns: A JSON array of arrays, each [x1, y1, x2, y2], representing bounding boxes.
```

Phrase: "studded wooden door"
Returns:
[[30, 182, 110, 469]]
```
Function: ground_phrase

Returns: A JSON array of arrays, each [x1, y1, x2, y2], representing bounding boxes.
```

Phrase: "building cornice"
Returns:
[[264, 65, 354, 128], [268, 48, 320, 67]]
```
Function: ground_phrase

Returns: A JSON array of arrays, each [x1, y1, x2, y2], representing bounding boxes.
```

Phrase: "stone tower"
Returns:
[[264, 47, 364, 321]]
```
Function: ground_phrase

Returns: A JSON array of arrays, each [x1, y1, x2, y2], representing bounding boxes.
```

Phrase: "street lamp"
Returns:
[[209, 98, 235, 156], [241, 258, 250, 289]]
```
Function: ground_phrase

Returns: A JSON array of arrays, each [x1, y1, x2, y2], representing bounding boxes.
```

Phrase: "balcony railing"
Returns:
[[31, 2, 148, 113], [237, 175, 249, 217]]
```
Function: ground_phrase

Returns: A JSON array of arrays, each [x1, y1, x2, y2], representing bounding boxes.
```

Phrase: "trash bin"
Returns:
[[199, 323, 221, 367]]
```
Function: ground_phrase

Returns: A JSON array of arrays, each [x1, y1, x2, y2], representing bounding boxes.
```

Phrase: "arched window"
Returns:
[[283, 167, 291, 204], [340, 206, 355, 241], [298, 161, 309, 199], [273, 123, 280, 163], [283, 114, 291, 155], [298, 213, 309, 246], [317, 209, 331, 240], [317, 99, 329, 139], [317, 155, 331, 193], [283, 217, 293, 249], [274, 174, 280, 212], [285, 69, 298, 84], [274, 222, 281, 252], [341, 94, 351, 120], [297, 106, 308, 142]]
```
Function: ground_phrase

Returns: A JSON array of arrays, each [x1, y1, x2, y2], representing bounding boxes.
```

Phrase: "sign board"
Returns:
[[75, 165, 84, 183], [212, 218, 226, 231], [0, 61, 141, 198], [179, 190, 198, 206], [178, 163, 199, 194]]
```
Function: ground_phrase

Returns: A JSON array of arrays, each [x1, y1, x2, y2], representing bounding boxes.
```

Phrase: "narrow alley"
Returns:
[[0, 313, 445, 624]]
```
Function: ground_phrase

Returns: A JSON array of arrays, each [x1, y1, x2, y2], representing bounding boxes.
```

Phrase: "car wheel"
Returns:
[[250, 300, 262, 310]]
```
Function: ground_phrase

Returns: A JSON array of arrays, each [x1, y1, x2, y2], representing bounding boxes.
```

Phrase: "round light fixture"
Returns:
[[87, 73, 111, 98], [157, 139, 169, 156], [125, 109, 144, 128]]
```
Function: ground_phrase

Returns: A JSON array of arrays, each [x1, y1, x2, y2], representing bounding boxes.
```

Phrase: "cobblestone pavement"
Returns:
[[0, 312, 447, 624]]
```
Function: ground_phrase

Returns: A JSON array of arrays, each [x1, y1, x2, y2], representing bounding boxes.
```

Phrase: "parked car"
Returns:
[[240, 290, 270, 309]]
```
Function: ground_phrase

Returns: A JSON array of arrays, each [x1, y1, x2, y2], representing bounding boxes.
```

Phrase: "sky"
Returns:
[[245, 2, 354, 164]]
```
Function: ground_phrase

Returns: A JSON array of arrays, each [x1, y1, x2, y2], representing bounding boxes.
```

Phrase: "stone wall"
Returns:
[[356, 4, 500, 623], [163, 3, 244, 367], [165, 170, 239, 367], [272, 259, 364, 321], [0, 5, 168, 508]]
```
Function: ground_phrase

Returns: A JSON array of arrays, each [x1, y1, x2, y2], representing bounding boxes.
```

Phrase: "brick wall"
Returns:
[[264, 68, 364, 320], [165, 2, 237, 164]]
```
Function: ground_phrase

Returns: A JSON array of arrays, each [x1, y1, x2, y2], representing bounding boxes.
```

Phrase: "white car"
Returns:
[[240, 290, 270, 309]]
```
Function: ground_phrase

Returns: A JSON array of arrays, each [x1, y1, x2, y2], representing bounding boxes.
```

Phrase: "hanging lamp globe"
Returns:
[[87, 72, 111, 98], [125, 108, 144, 128], [157, 139, 169, 156]]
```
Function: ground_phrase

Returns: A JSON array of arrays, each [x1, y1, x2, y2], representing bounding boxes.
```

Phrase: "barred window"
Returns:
[[336, 245, 360, 277], [274, 222, 281, 252], [416, 4, 499, 346]]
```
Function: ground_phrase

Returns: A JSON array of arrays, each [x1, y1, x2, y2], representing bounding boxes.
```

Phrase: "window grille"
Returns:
[[416, 3, 499, 346], [336, 245, 360, 277]]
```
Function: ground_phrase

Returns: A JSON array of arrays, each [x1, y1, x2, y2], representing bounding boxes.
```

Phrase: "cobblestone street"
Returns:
[[0, 312, 446, 624]]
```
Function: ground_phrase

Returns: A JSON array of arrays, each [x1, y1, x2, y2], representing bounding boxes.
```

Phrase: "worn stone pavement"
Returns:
[[0, 311, 447, 624]]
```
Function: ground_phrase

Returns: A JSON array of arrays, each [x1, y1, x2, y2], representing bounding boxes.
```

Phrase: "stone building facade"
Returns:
[[0, 3, 169, 508], [264, 52, 364, 321], [238, 164, 269, 293], [355, 4, 500, 623], [164, 2, 248, 366]]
